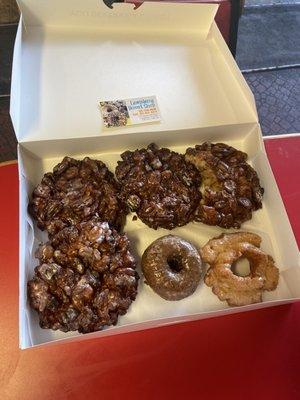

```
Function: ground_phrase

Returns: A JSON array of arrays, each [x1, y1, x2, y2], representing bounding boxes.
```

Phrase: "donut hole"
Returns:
[[167, 257, 183, 273], [231, 257, 251, 277]]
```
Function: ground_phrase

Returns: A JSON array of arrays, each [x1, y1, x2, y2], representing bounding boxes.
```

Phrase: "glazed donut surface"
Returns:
[[142, 235, 203, 301]]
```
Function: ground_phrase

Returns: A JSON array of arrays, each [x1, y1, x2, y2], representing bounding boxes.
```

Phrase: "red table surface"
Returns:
[[1, 136, 299, 400]]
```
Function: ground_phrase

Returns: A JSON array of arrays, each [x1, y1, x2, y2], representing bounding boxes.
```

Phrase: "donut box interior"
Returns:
[[11, 1, 300, 349]]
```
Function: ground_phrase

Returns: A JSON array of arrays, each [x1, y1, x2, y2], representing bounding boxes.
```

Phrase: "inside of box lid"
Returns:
[[17, 1, 217, 31], [13, 2, 257, 143]]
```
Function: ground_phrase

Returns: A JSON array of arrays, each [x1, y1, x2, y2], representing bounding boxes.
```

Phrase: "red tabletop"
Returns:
[[1, 136, 299, 400]]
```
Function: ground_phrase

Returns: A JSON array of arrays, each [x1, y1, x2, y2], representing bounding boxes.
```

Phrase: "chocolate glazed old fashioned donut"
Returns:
[[142, 235, 203, 301]]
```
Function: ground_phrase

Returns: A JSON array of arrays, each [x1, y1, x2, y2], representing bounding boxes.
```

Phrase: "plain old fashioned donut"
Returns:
[[201, 232, 279, 307], [142, 235, 203, 301]]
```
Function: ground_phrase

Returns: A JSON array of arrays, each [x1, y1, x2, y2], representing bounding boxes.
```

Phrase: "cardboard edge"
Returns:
[[17, 1, 218, 33], [10, 17, 23, 141], [203, 2, 218, 40], [209, 22, 258, 122], [257, 145, 300, 267], [18, 144, 34, 349], [243, 123, 264, 155], [21, 298, 300, 349], [19, 122, 259, 145], [18, 144, 26, 349]]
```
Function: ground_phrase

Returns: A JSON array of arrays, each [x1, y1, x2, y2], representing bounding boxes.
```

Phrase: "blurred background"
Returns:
[[0, 0, 299, 162]]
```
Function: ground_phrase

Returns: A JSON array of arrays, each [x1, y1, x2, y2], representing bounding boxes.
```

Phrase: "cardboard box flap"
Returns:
[[17, 0, 217, 32], [11, 1, 258, 143]]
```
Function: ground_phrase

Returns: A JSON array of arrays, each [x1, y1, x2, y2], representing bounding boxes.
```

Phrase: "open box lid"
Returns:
[[11, 0, 258, 143]]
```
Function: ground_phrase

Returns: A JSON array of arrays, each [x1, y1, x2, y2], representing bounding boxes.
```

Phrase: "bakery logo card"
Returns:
[[99, 96, 161, 128]]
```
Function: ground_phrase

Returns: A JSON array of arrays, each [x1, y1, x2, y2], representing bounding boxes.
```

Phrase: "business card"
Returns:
[[99, 96, 161, 128]]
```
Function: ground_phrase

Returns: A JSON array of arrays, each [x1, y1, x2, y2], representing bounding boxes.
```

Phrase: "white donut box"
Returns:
[[11, 0, 300, 349]]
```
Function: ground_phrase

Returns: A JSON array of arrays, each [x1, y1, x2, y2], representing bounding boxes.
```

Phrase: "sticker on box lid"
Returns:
[[99, 96, 161, 128]]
